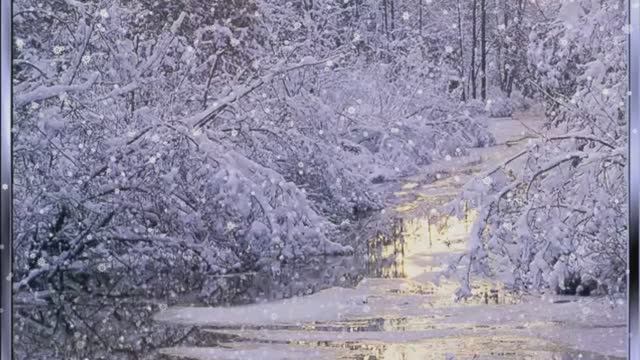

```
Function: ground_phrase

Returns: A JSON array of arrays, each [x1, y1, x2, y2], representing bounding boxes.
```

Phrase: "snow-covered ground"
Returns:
[[153, 107, 626, 360]]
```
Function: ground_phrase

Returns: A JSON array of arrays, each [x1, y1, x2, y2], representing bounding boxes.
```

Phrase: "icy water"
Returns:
[[153, 110, 626, 360]]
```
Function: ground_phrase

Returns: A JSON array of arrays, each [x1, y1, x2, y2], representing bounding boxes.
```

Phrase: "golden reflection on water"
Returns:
[[312, 335, 611, 360], [367, 202, 518, 307]]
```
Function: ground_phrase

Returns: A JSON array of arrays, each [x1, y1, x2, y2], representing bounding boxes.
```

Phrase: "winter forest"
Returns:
[[12, 0, 628, 359]]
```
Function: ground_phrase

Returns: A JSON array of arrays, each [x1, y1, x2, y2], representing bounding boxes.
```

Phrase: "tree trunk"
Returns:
[[419, 0, 423, 37], [390, 0, 395, 36], [480, 0, 487, 101], [457, 0, 466, 101], [471, 0, 477, 99], [383, 0, 389, 38]]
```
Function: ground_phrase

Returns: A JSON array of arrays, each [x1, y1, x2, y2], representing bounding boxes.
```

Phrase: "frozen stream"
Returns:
[[153, 108, 626, 360]]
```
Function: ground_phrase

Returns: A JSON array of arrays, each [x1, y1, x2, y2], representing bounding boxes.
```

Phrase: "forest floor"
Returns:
[[153, 106, 626, 360]]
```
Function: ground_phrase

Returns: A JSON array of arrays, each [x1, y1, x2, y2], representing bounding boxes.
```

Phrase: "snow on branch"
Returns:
[[185, 56, 336, 129], [14, 72, 99, 107]]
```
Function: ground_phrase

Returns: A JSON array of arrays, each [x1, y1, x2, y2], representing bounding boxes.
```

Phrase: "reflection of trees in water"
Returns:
[[16, 296, 220, 360], [15, 250, 372, 359], [367, 218, 406, 279]]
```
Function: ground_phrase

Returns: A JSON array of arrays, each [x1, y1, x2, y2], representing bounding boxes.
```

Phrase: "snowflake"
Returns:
[[226, 221, 237, 232], [348, 106, 356, 114], [81, 54, 92, 64], [1, 184, 7, 191], [444, 46, 454, 54], [402, 12, 410, 21], [53, 45, 65, 55], [99, 8, 109, 18], [37, 258, 47, 267]]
